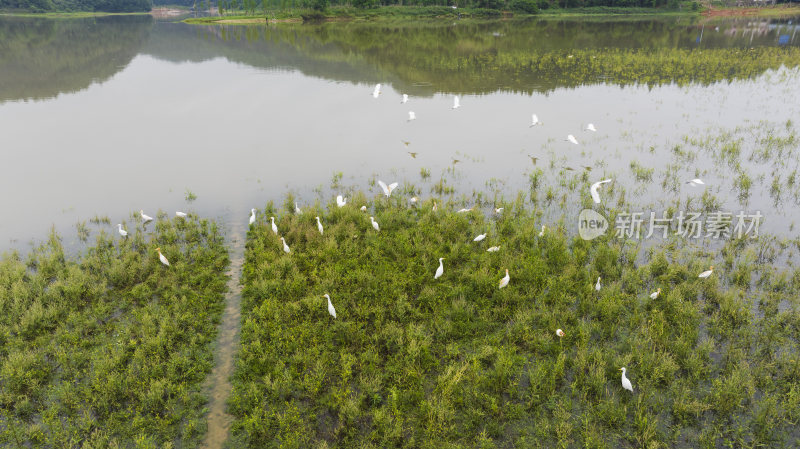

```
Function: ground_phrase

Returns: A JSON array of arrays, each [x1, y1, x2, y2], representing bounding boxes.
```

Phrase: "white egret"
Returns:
[[595, 276, 602, 291], [585, 123, 597, 132], [295, 203, 302, 215], [360, 205, 367, 212], [539, 225, 546, 237], [372, 83, 381, 98], [498, 269, 510, 289], [590, 179, 613, 204], [370, 216, 380, 232], [324, 294, 336, 318], [270, 217, 278, 235], [487, 246, 500, 252], [401, 94, 408, 103], [620, 367, 634, 392], [434, 258, 445, 280], [141, 210, 153, 223], [156, 248, 170, 266], [337, 195, 347, 208], [432, 201, 438, 212], [473, 233, 487, 242], [280, 237, 290, 253], [378, 180, 399, 197], [249, 209, 256, 225], [176, 211, 187, 218], [556, 329, 565, 338], [687, 178, 705, 187], [495, 207, 503, 214], [408, 111, 416, 121], [452, 96, 460, 109], [410, 197, 418, 204], [650, 288, 661, 299], [117, 224, 127, 237], [566, 135, 579, 145], [457, 207, 473, 213], [530, 114, 541, 127], [698, 266, 714, 278], [316, 216, 324, 235]]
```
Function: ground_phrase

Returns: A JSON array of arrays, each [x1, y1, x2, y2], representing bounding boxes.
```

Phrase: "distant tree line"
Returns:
[[0, 0, 150, 12]]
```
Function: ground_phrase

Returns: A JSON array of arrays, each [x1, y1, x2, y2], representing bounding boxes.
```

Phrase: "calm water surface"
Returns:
[[1, 15, 799, 249]]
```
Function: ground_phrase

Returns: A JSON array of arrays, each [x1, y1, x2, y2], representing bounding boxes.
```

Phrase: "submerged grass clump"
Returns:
[[0, 214, 229, 447], [229, 186, 800, 448]]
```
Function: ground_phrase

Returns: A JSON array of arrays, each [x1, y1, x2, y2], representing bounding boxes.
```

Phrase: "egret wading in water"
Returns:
[[530, 114, 541, 127], [498, 269, 510, 289], [156, 248, 170, 266], [378, 180, 399, 198], [698, 266, 714, 278], [590, 179, 613, 204], [401, 94, 408, 104], [270, 217, 278, 235], [585, 123, 597, 132], [280, 237, 290, 254], [434, 258, 445, 280], [650, 288, 661, 299], [372, 84, 381, 98], [408, 111, 416, 122], [370, 217, 380, 232], [323, 294, 336, 318], [473, 233, 487, 242], [249, 209, 256, 225], [117, 224, 127, 237], [566, 135, 579, 145], [452, 96, 460, 109], [487, 246, 500, 252], [337, 195, 347, 208], [620, 367, 634, 392], [687, 178, 705, 187], [176, 211, 187, 218], [316, 216, 324, 235], [595, 277, 602, 291], [141, 210, 153, 223]]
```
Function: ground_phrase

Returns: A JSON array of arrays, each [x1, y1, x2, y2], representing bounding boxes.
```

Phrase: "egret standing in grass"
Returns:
[[378, 180, 399, 198], [408, 111, 416, 122], [176, 211, 187, 218], [360, 205, 367, 212], [249, 209, 256, 225], [585, 123, 597, 132], [650, 288, 661, 299], [324, 294, 336, 318], [117, 224, 127, 237], [687, 178, 706, 187], [434, 258, 445, 280], [498, 269, 510, 289], [556, 329, 565, 338], [280, 237, 290, 254], [295, 203, 302, 215], [370, 216, 380, 232], [620, 367, 634, 392], [595, 277, 602, 291], [539, 225, 546, 237], [156, 248, 170, 266], [141, 210, 153, 223], [487, 246, 500, 252], [566, 135, 579, 145], [316, 216, 324, 235], [452, 96, 460, 109], [457, 207, 473, 213], [473, 232, 487, 242], [590, 179, 612, 204], [372, 84, 381, 98], [698, 266, 714, 278], [530, 114, 541, 127], [337, 195, 347, 208], [270, 217, 278, 235], [495, 207, 503, 214]]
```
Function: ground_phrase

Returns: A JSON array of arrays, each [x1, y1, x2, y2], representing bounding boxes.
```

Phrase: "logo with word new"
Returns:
[[579, 209, 608, 240]]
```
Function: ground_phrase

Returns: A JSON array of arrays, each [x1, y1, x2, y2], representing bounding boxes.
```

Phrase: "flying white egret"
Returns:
[[378, 180, 399, 197], [487, 246, 500, 252], [370, 216, 380, 231], [495, 207, 503, 214], [270, 217, 278, 235], [687, 178, 705, 187], [620, 367, 634, 392], [316, 216, 324, 235], [452, 96, 460, 109], [176, 211, 187, 218], [650, 288, 661, 299], [249, 209, 256, 225], [595, 277, 602, 291], [556, 329, 565, 338], [337, 195, 347, 208], [530, 114, 541, 127], [280, 237, 290, 253], [156, 248, 170, 266], [372, 84, 381, 98], [408, 111, 416, 121], [295, 203, 302, 215], [117, 224, 127, 237], [698, 266, 714, 278], [566, 135, 579, 145], [590, 179, 613, 204], [401, 94, 408, 104], [141, 210, 153, 223], [498, 269, 510, 289], [360, 205, 367, 212], [473, 233, 487, 242], [434, 258, 445, 280], [539, 225, 546, 237], [585, 123, 597, 132], [324, 294, 336, 318]]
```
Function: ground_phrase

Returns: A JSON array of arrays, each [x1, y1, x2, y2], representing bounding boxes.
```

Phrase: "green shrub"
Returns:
[[510, 0, 538, 13]]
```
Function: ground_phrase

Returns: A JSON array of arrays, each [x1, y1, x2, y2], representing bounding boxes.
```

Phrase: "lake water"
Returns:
[[1, 14, 799, 250]]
